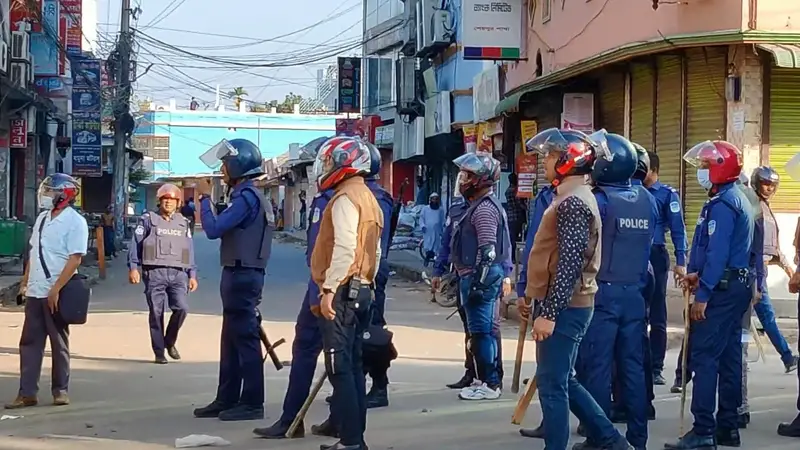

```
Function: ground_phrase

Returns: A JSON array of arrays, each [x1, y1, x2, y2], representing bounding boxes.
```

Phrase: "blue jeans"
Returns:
[[537, 306, 623, 450], [754, 283, 794, 365], [459, 264, 503, 386]]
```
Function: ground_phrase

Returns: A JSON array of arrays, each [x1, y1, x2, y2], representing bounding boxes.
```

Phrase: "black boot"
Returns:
[[365, 386, 388, 409], [670, 380, 683, 394], [715, 428, 741, 447], [573, 436, 632, 450], [167, 346, 181, 360], [610, 407, 627, 424], [325, 394, 332, 404], [649, 404, 657, 421], [320, 442, 364, 450], [653, 372, 666, 385], [193, 400, 233, 418], [663, 430, 717, 449], [311, 417, 339, 438], [253, 419, 304, 439], [218, 404, 264, 421], [154, 355, 168, 365], [576, 423, 587, 437], [777, 415, 800, 438], [519, 421, 545, 439], [446, 371, 474, 389], [737, 413, 750, 429]]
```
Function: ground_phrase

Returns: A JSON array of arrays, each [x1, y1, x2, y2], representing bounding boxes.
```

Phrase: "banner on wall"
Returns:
[[337, 57, 361, 114], [71, 58, 103, 177], [516, 152, 538, 198], [60, 0, 82, 55], [562, 93, 594, 132], [520, 120, 538, 149], [10, 0, 43, 32], [462, 125, 477, 153]]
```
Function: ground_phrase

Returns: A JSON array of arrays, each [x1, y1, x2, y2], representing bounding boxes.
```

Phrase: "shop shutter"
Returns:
[[768, 68, 800, 212], [630, 63, 655, 148], [655, 54, 684, 261], [684, 47, 726, 243], [598, 71, 625, 135]]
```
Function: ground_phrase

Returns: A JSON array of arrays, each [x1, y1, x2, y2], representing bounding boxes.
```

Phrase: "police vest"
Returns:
[[141, 213, 192, 269], [596, 185, 654, 284], [219, 186, 273, 269], [306, 190, 334, 267], [451, 194, 510, 271], [367, 182, 394, 258]]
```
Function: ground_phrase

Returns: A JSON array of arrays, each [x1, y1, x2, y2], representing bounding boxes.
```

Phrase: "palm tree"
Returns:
[[228, 87, 248, 109]]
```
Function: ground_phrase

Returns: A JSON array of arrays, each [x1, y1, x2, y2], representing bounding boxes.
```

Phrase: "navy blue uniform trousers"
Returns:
[[216, 266, 265, 407], [143, 267, 189, 357]]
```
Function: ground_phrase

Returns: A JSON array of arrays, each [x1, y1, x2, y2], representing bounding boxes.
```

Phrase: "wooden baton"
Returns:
[[286, 371, 328, 438], [511, 299, 531, 394]]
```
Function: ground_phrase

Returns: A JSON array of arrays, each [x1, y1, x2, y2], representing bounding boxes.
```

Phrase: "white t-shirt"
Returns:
[[26, 208, 89, 298]]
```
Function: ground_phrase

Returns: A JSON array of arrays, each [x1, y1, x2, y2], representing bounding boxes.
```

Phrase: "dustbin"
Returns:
[[0, 220, 27, 257]]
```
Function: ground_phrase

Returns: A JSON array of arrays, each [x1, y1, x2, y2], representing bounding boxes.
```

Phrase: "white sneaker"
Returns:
[[459, 382, 501, 401], [459, 380, 482, 398]]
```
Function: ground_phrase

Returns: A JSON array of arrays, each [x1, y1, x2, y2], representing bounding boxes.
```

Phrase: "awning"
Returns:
[[757, 43, 800, 68]]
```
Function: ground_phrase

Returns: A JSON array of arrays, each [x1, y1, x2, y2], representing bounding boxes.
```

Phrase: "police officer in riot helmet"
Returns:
[[579, 132, 657, 450], [128, 183, 198, 365], [193, 138, 274, 422]]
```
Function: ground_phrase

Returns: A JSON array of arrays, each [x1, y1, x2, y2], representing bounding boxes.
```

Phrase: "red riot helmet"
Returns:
[[683, 140, 743, 185], [37, 173, 80, 211], [313, 136, 374, 190], [156, 183, 182, 203]]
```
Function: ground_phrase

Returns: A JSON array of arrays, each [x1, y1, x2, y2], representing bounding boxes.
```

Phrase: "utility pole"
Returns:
[[112, 0, 133, 242]]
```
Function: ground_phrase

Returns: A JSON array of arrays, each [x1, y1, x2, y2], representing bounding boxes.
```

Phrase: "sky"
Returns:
[[96, 0, 364, 110]]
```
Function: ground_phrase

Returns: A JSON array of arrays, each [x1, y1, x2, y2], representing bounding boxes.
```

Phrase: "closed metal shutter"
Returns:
[[655, 54, 684, 261], [630, 63, 655, 149], [768, 68, 800, 212], [684, 47, 726, 242], [598, 71, 625, 135]]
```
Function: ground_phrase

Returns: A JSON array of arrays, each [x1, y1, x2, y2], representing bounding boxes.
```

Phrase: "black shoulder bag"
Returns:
[[37, 215, 91, 325]]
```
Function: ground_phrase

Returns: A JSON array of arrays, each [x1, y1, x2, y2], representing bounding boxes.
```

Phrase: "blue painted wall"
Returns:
[[435, 0, 485, 124], [135, 111, 337, 176]]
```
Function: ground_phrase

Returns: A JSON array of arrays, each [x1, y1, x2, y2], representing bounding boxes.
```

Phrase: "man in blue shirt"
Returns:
[[192, 138, 274, 422], [643, 151, 688, 385], [667, 141, 753, 450]]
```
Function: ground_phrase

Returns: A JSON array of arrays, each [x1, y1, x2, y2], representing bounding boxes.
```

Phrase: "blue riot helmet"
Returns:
[[632, 142, 650, 181], [526, 127, 605, 186], [750, 165, 780, 201], [366, 142, 382, 179], [590, 130, 637, 185], [199, 138, 264, 184]]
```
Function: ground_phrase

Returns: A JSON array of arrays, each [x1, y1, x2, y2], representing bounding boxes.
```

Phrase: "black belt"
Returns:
[[142, 265, 187, 271]]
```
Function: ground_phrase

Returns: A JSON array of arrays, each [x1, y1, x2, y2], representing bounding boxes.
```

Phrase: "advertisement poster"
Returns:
[[30, 0, 60, 76], [520, 120, 538, 149], [10, 0, 43, 32], [462, 124, 477, 153], [10, 118, 27, 148], [561, 93, 594, 132], [71, 58, 103, 177], [515, 153, 538, 198], [336, 57, 361, 114], [60, 0, 82, 55], [461, 0, 523, 60], [476, 123, 492, 153]]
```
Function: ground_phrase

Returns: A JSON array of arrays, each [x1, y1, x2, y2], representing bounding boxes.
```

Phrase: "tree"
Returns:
[[128, 168, 153, 202], [228, 87, 248, 109], [268, 92, 304, 113]]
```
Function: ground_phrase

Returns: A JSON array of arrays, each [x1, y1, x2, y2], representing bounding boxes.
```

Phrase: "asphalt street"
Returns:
[[0, 233, 796, 449]]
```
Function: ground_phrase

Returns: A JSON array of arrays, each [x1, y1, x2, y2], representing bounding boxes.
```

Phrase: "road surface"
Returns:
[[0, 233, 797, 449]]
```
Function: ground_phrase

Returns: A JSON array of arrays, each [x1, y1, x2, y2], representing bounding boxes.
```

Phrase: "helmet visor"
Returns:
[[785, 153, 800, 182], [586, 129, 614, 163], [683, 141, 722, 168], [452, 153, 485, 174], [199, 139, 238, 170], [525, 128, 571, 156]]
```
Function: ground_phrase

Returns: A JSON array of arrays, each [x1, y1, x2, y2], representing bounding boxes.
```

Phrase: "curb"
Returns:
[[0, 273, 102, 307]]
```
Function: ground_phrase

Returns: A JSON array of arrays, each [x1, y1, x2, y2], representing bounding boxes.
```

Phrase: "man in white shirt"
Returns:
[[5, 174, 87, 410]]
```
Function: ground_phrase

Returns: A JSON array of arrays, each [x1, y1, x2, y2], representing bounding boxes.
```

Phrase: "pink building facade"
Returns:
[[491, 0, 800, 303]]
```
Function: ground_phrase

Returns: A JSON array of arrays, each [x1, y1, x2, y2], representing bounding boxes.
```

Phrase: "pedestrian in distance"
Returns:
[[308, 136, 383, 450], [100, 205, 117, 258], [192, 138, 274, 422], [128, 183, 198, 365], [420, 192, 444, 267], [5, 174, 87, 410], [666, 140, 754, 450], [523, 127, 633, 450]]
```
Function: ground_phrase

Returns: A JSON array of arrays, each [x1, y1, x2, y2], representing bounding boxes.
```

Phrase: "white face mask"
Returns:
[[38, 196, 54, 210], [697, 169, 713, 190]]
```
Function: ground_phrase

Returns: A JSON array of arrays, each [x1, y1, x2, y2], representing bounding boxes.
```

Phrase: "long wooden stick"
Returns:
[[679, 291, 692, 436], [286, 372, 328, 438], [511, 301, 531, 394], [511, 373, 537, 425], [750, 317, 767, 363]]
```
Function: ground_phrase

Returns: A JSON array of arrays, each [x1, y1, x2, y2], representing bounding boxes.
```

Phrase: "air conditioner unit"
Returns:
[[0, 41, 8, 74], [396, 57, 423, 116], [10, 62, 28, 88], [28, 55, 35, 84], [415, 0, 453, 57], [11, 31, 30, 62]]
